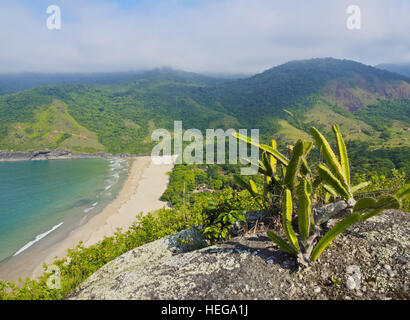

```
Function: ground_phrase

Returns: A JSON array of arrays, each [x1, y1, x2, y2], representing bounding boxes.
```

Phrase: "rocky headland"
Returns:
[[0, 150, 136, 161]]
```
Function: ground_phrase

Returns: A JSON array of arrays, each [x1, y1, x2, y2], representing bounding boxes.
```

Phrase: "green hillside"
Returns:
[[0, 58, 409, 160], [1, 99, 105, 153]]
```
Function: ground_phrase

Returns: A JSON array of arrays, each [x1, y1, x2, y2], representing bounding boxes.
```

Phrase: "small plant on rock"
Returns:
[[234, 125, 409, 267], [201, 200, 246, 244]]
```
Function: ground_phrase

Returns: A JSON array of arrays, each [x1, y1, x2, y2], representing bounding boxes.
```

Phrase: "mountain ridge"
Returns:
[[0, 58, 409, 155], [0, 67, 227, 95], [376, 63, 410, 78]]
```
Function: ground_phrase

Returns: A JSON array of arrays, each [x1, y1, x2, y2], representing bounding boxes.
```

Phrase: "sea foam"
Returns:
[[13, 222, 64, 256], [84, 202, 99, 213]]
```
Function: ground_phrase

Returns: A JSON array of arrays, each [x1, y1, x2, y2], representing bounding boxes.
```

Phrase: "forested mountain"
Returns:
[[377, 63, 410, 78], [196, 58, 410, 134], [0, 58, 409, 159], [0, 68, 225, 96]]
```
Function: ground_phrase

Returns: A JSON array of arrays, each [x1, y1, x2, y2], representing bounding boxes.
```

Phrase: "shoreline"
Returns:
[[0, 149, 148, 162], [0, 155, 176, 282]]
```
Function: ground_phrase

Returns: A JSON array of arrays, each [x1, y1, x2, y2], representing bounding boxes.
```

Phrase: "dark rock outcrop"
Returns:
[[67, 210, 409, 300], [0, 150, 137, 161]]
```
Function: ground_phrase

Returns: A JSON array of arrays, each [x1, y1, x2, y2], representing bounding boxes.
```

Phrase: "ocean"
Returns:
[[0, 158, 129, 266]]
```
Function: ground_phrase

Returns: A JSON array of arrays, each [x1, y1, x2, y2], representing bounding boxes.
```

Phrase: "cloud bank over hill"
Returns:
[[1, 0, 409, 73]]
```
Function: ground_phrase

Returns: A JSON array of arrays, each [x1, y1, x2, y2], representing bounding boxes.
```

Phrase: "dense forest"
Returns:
[[0, 58, 409, 177]]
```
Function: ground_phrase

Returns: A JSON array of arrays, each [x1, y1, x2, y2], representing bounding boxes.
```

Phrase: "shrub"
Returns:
[[354, 169, 410, 212], [200, 200, 246, 243]]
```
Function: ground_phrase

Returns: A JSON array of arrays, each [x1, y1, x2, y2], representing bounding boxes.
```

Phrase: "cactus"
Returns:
[[270, 140, 278, 174], [310, 127, 350, 192], [284, 140, 305, 190], [297, 179, 312, 240], [317, 164, 351, 200], [267, 230, 297, 255], [310, 212, 362, 262], [282, 189, 300, 251], [234, 126, 408, 266], [332, 125, 350, 185]]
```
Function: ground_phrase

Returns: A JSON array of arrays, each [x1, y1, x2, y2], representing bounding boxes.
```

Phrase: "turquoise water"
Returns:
[[0, 158, 129, 264]]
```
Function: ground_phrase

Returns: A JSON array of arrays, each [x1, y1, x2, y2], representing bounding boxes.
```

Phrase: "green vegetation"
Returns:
[[355, 99, 410, 130], [1, 99, 104, 153], [354, 169, 410, 212], [347, 141, 410, 178], [0, 59, 409, 159], [234, 125, 409, 266], [160, 164, 207, 206], [200, 200, 246, 243], [160, 163, 244, 207], [1, 124, 408, 299], [1, 58, 409, 298]]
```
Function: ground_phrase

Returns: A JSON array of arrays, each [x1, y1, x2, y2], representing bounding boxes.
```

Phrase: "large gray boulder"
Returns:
[[67, 210, 409, 300]]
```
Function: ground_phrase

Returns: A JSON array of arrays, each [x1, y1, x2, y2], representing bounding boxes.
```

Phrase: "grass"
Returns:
[[377, 120, 410, 148], [2, 99, 105, 152], [304, 99, 378, 141], [272, 97, 410, 151], [274, 119, 311, 143]]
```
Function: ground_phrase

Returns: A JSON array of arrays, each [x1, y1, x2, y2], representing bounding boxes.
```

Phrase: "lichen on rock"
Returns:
[[67, 210, 409, 300]]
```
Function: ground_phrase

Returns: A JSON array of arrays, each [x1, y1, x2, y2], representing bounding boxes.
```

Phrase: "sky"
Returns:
[[0, 0, 409, 74]]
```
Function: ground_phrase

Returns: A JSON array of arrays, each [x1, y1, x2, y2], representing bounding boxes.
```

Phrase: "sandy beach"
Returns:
[[0, 155, 175, 282]]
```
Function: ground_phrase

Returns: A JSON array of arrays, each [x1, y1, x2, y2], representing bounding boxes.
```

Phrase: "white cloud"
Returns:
[[0, 0, 409, 73]]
